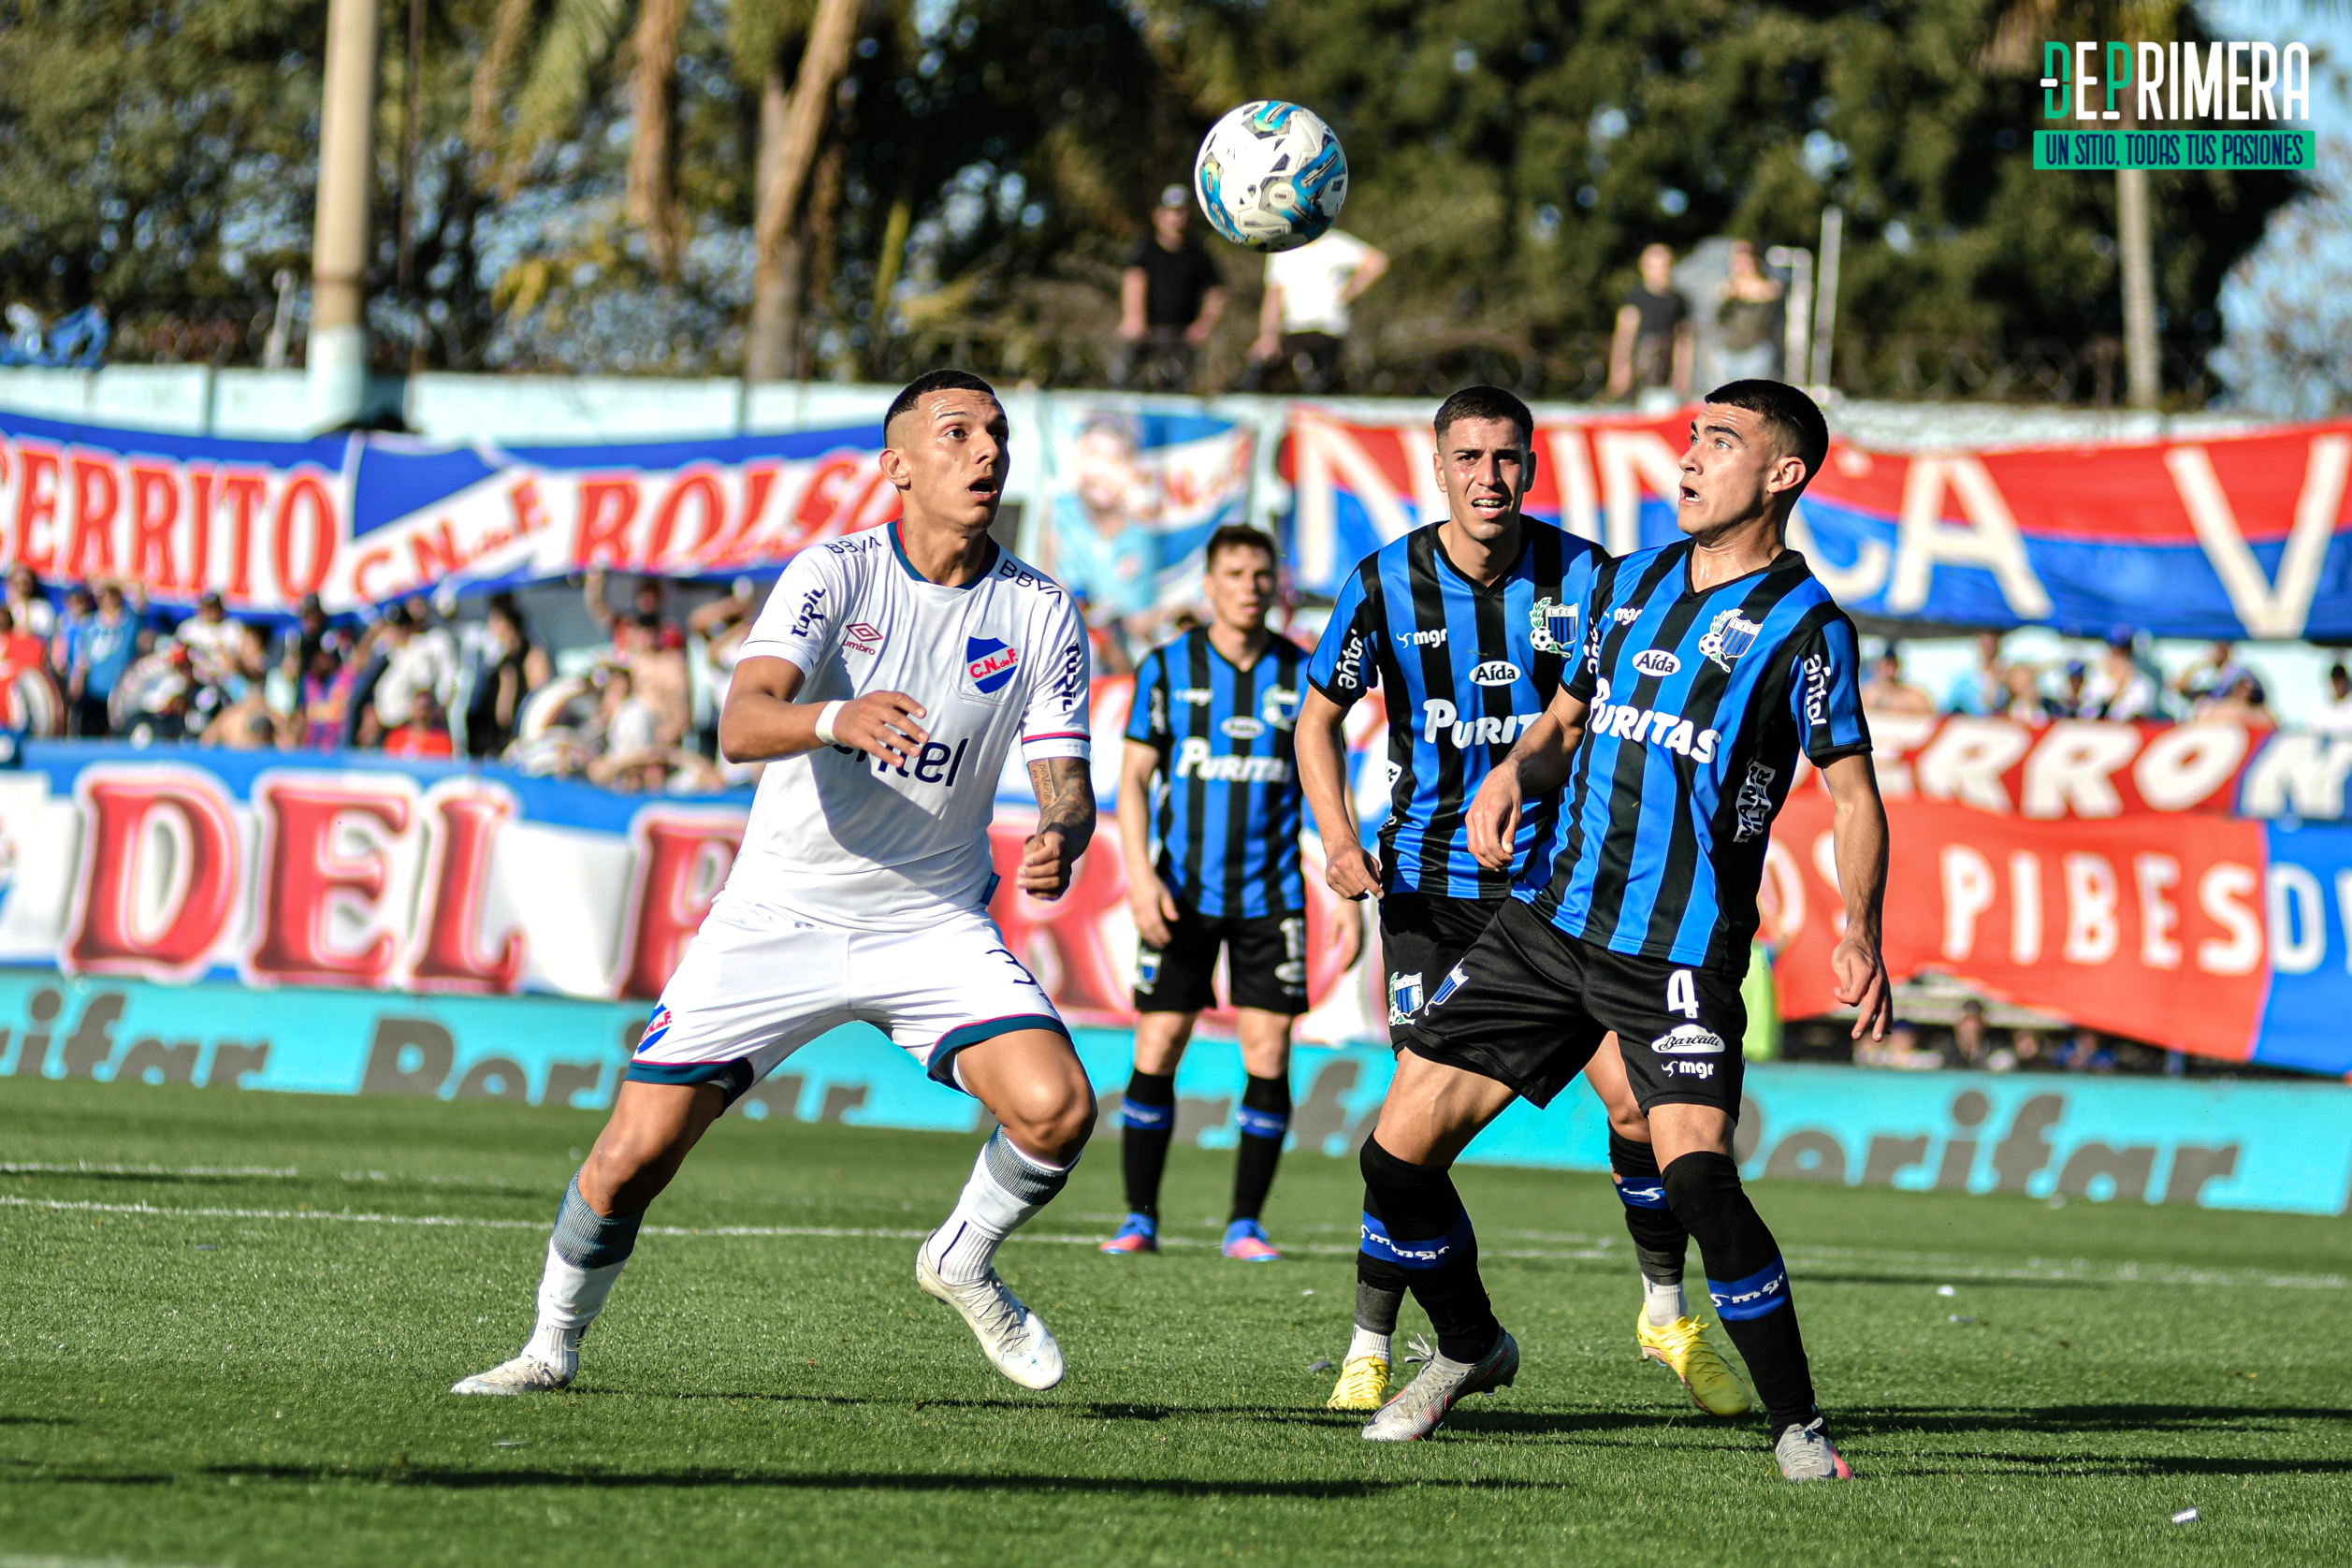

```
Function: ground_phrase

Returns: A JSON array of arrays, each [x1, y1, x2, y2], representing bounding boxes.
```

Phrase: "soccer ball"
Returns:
[[1192, 101, 1348, 253]]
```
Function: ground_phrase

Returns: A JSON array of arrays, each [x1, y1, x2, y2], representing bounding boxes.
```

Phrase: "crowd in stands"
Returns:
[[1864, 630, 2352, 730], [0, 565, 763, 795]]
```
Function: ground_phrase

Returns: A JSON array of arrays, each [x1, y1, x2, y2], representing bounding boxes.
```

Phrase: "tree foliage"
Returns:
[[0, 0, 2304, 394]]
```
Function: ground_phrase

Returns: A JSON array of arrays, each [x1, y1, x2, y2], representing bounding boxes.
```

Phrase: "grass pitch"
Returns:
[[1, 1078, 2346, 1567]]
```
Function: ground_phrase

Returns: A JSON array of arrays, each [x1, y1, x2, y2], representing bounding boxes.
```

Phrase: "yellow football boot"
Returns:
[[1636, 1309, 1754, 1417], [1326, 1354, 1391, 1411]]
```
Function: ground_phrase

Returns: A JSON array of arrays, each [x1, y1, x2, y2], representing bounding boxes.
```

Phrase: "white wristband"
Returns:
[[814, 700, 848, 747]]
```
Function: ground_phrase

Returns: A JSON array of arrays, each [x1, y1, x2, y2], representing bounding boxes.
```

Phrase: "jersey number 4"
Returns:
[[1665, 968, 1701, 1021]]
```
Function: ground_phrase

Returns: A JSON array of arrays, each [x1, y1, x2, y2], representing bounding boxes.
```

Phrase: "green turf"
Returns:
[[1, 1077, 2346, 1567]]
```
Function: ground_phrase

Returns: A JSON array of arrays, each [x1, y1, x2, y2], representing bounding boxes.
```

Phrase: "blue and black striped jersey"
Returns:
[[1519, 541, 1871, 970], [1306, 523, 1605, 899], [1125, 629, 1310, 919]]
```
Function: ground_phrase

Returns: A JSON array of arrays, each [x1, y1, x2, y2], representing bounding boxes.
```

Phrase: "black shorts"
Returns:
[[1377, 890, 1503, 1046], [1409, 899, 1749, 1114], [1134, 907, 1309, 1016]]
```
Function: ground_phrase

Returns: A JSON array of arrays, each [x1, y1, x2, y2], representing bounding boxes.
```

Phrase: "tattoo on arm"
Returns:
[[1029, 756, 1097, 853]]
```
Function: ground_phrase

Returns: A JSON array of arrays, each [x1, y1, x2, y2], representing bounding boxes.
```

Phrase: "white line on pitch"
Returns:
[[3, 1194, 2341, 1290], [0, 1161, 300, 1178]]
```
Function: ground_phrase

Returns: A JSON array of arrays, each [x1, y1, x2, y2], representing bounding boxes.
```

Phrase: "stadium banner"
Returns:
[[5, 967, 2343, 1216], [0, 408, 895, 616], [1280, 408, 2352, 640], [1765, 792, 2352, 1076], [1035, 401, 1255, 617]]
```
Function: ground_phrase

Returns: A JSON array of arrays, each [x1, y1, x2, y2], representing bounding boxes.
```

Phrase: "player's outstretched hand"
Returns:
[[1020, 826, 1078, 901], [1831, 934, 1893, 1042], [834, 691, 929, 767], [1322, 837, 1381, 902], [1130, 874, 1180, 947], [1464, 765, 1523, 872]]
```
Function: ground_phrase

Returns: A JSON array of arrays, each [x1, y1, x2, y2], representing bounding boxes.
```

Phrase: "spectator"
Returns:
[[2064, 1029, 2117, 1074], [1243, 226, 1387, 394], [596, 662, 662, 757], [1039, 414, 1158, 672], [299, 631, 359, 750], [2172, 640, 2244, 710], [1860, 645, 1938, 715], [583, 567, 672, 653], [618, 612, 690, 744], [385, 688, 456, 759], [6, 564, 53, 642], [67, 583, 137, 737], [588, 744, 729, 795], [1950, 999, 1989, 1070], [1712, 239, 1785, 382], [1113, 186, 1227, 392], [0, 606, 46, 725], [197, 621, 279, 747], [370, 598, 458, 742], [687, 581, 760, 753], [1947, 632, 2010, 716], [2049, 660, 2092, 719], [2312, 663, 2352, 735], [2083, 627, 2163, 719], [458, 595, 552, 760], [175, 591, 241, 681], [1996, 662, 2052, 723], [52, 586, 94, 683], [1606, 243, 1693, 402], [279, 593, 333, 687], [2199, 670, 2272, 725]]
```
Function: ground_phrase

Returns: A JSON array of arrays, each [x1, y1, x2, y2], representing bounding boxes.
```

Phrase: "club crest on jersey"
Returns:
[[844, 621, 884, 655], [1699, 609, 1762, 671], [963, 636, 1021, 698], [1530, 597, 1577, 653], [636, 1007, 674, 1054], [1387, 971, 1424, 1026], [1261, 686, 1300, 730], [1469, 661, 1521, 688], [1650, 1024, 1726, 1055], [1632, 648, 1681, 678]]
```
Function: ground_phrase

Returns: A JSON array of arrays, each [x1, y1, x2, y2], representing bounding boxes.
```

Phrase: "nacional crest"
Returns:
[[963, 636, 1021, 699], [1698, 609, 1762, 672], [1387, 971, 1425, 1027], [1530, 597, 1578, 654]]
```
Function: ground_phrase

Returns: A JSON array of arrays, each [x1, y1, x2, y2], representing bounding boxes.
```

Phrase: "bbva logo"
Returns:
[[1633, 648, 1682, 677], [1469, 661, 1521, 687]]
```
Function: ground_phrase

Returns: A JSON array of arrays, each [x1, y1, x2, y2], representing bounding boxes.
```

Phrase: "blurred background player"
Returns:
[[450, 371, 1101, 1400], [1113, 185, 1227, 393], [1357, 382, 1889, 1484], [1294, 385, 1606, 1410], [1103, 524, 1359, 1262]]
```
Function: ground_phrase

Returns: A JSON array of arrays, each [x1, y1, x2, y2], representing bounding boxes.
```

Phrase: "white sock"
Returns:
[[530, 1240, 627, 1366], [1346, 1327, 1392, 1365], [924, 1129, 1071, 1285], [1643, 1275, 1688, 1327]]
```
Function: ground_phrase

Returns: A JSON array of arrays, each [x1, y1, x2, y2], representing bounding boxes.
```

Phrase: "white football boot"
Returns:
[[915, 1241, 1066, 1390], [450, 1326, 577, 1395]]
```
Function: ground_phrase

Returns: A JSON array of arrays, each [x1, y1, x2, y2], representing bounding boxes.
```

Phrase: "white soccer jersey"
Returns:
[[725, 524, 1091, 930]]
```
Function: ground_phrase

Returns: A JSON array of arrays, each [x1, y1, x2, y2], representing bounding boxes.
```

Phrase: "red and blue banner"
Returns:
[[1281, 409, 2352, 641]]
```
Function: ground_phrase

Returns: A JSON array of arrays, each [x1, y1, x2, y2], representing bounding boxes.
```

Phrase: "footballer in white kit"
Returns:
[[453, 371, 1105, 1401]]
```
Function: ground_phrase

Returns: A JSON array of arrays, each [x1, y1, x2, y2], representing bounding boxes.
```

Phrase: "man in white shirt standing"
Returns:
[[452, 370, 1100, 1400], [1247, 227, 1388, 394]]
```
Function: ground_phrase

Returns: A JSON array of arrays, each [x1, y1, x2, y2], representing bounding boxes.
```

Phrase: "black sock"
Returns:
[[1664, 1151, 1817, 1435], [1228, 1074, 1290, 1223], [1118, 1069, 1176, 1222], [1359, 1137, 1500, 1364], [1353, 1278, 1402, 1338], [1610, 1130, 1689, 1285]]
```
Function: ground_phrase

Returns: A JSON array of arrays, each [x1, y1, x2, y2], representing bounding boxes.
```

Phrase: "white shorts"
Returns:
[[623, 898, 1067, 1099]]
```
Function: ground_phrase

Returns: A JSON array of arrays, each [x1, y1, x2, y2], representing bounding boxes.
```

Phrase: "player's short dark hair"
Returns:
[[1433, 385, 1534, 447], [1203, 523, 1278, 572], [884, 370, 1000, 438], [1703, 379, 1829, 496]]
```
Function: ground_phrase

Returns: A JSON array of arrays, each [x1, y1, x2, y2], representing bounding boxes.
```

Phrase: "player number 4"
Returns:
[[1666, 968, 1700, 1021]]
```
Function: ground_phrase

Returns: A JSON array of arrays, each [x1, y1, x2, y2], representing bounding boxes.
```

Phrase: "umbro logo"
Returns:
[[844, 621, 884, 655]]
